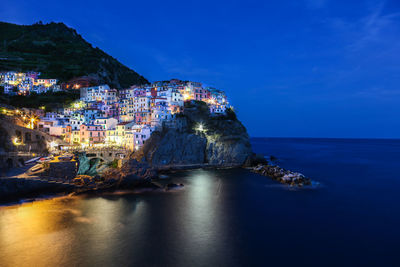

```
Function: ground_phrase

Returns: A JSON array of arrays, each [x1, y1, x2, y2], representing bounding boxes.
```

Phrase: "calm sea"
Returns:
[[0, 138, 399, 267]]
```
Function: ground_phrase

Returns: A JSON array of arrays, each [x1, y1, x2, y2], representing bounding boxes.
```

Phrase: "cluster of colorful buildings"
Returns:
[[29, 79, 229, 151], [0, 71, 60, 95]]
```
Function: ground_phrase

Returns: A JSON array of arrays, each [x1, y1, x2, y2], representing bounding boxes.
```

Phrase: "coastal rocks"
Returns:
[[252, 164, 311, 186], [120, 159, 158, 179], [142, 129, 207, 165], [0, 177, 75, 202], [102, 159, 158, 189], [72, 175, 97, 186], [243, 153, 268, 167], [206, 132, 252, 165], [165, 183, 184, 190], [133, 101, 253, 167], [77, 152, 100, 176]]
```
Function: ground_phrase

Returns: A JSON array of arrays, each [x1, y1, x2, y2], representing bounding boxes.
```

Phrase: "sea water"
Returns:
[[0, 138, 399, 266]]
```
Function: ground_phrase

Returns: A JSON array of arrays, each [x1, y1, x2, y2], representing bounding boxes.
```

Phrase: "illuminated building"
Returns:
[[79, 124, 106, 145], [79, 84, 111, 102], [0, 71, 58, 95]]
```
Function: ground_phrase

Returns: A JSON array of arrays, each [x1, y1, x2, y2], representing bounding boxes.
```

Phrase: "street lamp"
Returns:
[[195, 123, 205, 133], [12, 137, 22, 146]]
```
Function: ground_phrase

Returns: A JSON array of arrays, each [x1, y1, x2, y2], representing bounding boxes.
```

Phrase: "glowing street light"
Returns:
[[12, 137, 22, 146], [49, 141, 58, 150], [195, 123, 205, 133], [25, 117, 37, 129]]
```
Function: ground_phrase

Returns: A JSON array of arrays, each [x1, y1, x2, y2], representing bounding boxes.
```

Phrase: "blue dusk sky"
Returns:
[[1, 0, 400, 138]]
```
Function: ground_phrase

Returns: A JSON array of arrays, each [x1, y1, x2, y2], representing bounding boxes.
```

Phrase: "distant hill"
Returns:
[[0, 21, 149, 89]]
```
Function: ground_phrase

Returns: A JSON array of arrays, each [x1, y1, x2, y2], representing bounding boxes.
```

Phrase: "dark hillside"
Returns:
[[0, 21, 148, 88]]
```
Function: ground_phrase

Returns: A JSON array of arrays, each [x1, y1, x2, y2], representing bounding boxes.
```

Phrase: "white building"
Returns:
[[38, 118, 66, 136], [124, 125, 153, 151], [134, 96, 151, 113], [119, 98, 135, 122], [94, 117, 118, 130], [133, 126, 153, 149], [80, 84, 111, 102], [69, 115, 85, 130], [151, 97, 173, 127]]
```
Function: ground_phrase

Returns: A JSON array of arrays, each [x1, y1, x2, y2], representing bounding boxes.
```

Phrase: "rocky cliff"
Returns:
[[133, 101, 253, 167]]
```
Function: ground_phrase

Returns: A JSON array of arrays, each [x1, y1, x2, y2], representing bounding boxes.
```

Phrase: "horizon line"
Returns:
[[250, 136, 400, 140]]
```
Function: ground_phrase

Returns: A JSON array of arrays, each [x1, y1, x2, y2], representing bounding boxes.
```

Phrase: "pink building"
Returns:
[[135, 112, 151, 125], [194, 87, 210, 102], [80, 124, 105, 145]]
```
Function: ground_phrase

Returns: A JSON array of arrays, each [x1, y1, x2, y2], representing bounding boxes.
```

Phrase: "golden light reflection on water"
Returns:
[[0, 197, 80, 267], [0, 195, 143, 267], [73, 197, 136, 258], [0, 170, 230, 266]]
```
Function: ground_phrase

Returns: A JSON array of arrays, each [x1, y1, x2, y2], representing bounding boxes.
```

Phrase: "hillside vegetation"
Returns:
[[0, 21, 148, 88]]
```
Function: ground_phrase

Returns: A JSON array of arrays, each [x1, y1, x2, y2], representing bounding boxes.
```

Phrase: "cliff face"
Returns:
[[205, 119, 252, 165], [0, 21, 148, 88], [134, 101, 253, 167]]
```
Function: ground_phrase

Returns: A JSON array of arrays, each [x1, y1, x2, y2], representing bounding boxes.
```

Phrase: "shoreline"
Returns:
[[0, 160, 313, 206], [0, 176, 76, 205], [0, 168, 183, 206], [0, 163, 225, 205], [0, 178, 184, 207]]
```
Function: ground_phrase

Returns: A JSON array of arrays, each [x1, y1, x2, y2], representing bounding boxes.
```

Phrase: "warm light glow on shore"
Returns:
[[49, 141, 58, 150], [12, 137, 22, 146]]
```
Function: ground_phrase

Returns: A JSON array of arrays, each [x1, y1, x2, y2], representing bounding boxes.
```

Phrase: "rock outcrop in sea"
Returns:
[[251, 163, 312, 186], [131, 101, 253, 167]]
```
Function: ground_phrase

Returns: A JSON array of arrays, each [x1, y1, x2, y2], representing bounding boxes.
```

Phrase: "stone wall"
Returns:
[[46, 161, 78, 180]]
